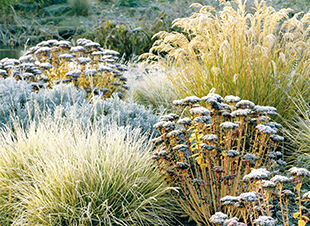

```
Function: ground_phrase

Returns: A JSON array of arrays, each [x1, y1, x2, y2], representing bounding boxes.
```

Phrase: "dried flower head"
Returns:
[[270, 175, 290, 184], [288, 167, 310, 177], [243, 168, 270, 181], [254, 216, 276, 226], [209, 212, 228, 224]]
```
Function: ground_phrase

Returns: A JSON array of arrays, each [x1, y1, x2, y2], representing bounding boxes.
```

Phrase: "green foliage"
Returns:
[[0, 119, 178, 225]]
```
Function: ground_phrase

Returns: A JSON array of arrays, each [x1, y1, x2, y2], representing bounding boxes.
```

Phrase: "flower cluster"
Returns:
[[0, 39, 128, 98], [151, 92, 286, 224]]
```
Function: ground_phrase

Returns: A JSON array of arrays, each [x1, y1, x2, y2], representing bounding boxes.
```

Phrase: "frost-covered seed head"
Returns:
[[151, 136, 164, 145], [190, 107, 210, 116], [77, 57, 91, 64], [270, 175, 290, 184], [158, 151, 168, 157], [236, 100, 255, 109], [239, 192, 258, 203], [254, 216, 275, 226], [177, 117, 192, 126], [265, 122, 282, 129], [209, 212, 228, 224], [253, 106, 277, 115], [224, 95, 241, 103], [173, 144, 189, 152], [282, 190, 295, 198], [261, 180, 276, 188], [256, 124, 277, 134], [288, 167, 310, 177], [154, 121, 165, 129], [203, 134, 218, 142], [220, 196, 240, 205], [162, 121, 175, 131], [231, 109, 251, 117], [220, 122, 239, 130], [243, 168, 270, 181], [277, 160, 287, 166], [270, 135, 284, 142], [202, 93, 224, 103], [302, 191, 310, 201], [167, 129, 185, 137], [227, 150, 240, 158], [193, 116, 212, 124], [243, 153, 260, 161], [200, 144, 215, 150], [172, 99, 186, 106], [183, 96, 201, 104], [193, 178, 206, 186], [224, 217, 246, 226], [39, 62, 52, 70]]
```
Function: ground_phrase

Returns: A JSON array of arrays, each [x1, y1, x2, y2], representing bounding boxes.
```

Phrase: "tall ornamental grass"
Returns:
[[142, 0, 310, 118], [284, 95, 310, 166], [0, 118, 177, 225]]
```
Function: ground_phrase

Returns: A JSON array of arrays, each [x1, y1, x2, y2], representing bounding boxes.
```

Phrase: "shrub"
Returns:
[[143, 0, 310, 119], [0, 77, 158, 135], [0, 119, 178, 225], [151, 92, 286, 224], [0, 38, 128, 99]]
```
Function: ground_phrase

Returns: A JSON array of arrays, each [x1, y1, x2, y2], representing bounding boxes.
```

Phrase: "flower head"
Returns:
[[209, 212, 228, 224]]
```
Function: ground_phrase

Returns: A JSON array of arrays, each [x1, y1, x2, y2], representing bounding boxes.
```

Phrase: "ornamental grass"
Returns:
[[0, 118, 177, 225], [142, 0, 310, 119]]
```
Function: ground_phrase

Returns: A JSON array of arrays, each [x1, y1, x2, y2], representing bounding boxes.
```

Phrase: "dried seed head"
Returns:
[[270, 135, 284, 142], [253, 105, 277, 115], [239, 192, 258, 203], [193, 116, 212, 124], [235, 100, 255, 109], [177, 117, 192, 126], [243, 168, 270, 181], [183, 96, 201, 104], [224, 95, 241, 103], [193, 178, 206, 186], [203, 134, 218, 142], [256, 124, 277, 134], [220, 122, 239, 130], [282, 190, 295, 198], [190, 106, 210, 116], [227, 150, 240, 158], [231, 109, 251, 117], [200, 144, 215, 150], [254, 216, 276, 226], [243, 153, 260, 161], [270, 175, 290, 184], [173, 144, 189, 152], [175, 162, 189, 170], [167, 129, 185, 137], [302, 191, 310, 201], [261, 180, 276, 188], [288, 167, 310, 177], [209, 212, 228, 224]]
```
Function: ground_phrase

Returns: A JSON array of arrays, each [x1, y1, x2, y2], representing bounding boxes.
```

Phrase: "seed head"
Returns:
[[209, 212, 228, 224]]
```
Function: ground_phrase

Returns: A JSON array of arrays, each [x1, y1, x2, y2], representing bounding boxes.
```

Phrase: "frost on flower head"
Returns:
[[243, 168, 270, 181], [231, 109, 251, 117], [220, 195, 240, 206], [190, 106, 210, 116], [288, 167, 310, 177], [261, 180, 276, 188], [253, 106, 277, 115], [183, 96, 201, 104], [302, 191, 310, 201], [224, 95, 241, 103], [173, 144, 189, 152], [177, 117, 192, 126], [209, 212, 228, 224], [203, 134, 218, 142], [235, 100, 255, 109], [243, 153, 260, 161], [254, 216, 275, 226], [224, 217, 246, 226], [194, 116, 212, 124], [220, 122, 239, 130], [270, 135, 284, 142], [256, 124, 277, 134], [282, 190, 295, 198], [202, 93, 224, 103], [227, 150, 240, 158], [239, 192, 258, 203], [270, 175, 290, 184]]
